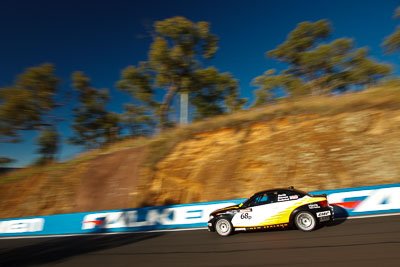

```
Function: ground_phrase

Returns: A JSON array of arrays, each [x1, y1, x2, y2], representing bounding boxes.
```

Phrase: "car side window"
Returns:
[[248, 193, 276, 207], [259, 194, 269, 204]]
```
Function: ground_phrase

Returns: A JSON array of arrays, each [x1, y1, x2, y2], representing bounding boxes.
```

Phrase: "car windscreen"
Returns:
[[239, 198, 251, 207]]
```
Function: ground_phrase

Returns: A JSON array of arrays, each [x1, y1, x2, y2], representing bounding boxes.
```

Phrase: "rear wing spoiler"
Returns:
[[312, 193, 327, 198]]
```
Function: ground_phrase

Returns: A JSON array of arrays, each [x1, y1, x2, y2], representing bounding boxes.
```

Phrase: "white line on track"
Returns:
[[1, 212, 400, 240]]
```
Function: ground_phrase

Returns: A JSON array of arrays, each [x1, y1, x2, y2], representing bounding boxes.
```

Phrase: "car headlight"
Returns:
[[209, 215, 214, 220], [225, 210, 238, 214]]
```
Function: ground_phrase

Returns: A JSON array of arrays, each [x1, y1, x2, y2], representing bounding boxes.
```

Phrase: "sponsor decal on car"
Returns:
[[239, 208, 252, 213], [278, 194, 289, 202], [308, 203, 320, 209], [316, 211, 331, 217], [247, 223, 288, 230]]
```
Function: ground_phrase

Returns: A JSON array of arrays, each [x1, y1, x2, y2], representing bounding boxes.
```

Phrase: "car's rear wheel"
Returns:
[[294, 211, 317, 232], [215, 218, 233, 236]]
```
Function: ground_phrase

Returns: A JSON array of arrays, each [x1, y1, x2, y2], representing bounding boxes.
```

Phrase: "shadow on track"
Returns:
[[326, 205, 349, 227], [0, 232, 162, 267]]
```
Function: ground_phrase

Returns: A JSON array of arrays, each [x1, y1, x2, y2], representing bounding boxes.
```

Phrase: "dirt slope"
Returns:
[[0, 146, 146, 218], [76, 146, 147, 212]]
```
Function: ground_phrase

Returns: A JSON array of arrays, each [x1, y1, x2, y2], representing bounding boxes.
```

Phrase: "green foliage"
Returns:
[[268, 20, 331, 65], [69, 71, 119, 149], [122, 104, 155, 136], [0, 157, 14, 167], [117, 63, 156, 105], [117, 63, 157, 135], [36, 127, 59, 163], [190, 67, 246, 119], [252, 69, 309, 106], [0, 63, 60, 164], [383, 7, 400, 54], [253, 20, 391, 106], [0, 63, 59, 142]]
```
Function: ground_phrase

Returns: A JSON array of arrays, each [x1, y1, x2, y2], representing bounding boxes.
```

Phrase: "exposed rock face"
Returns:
[[75, 146, 147, 212], [137, 110, 400, 207]]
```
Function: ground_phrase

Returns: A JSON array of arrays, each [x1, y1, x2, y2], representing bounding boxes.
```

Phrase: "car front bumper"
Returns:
[[207, 217, 217, 232]]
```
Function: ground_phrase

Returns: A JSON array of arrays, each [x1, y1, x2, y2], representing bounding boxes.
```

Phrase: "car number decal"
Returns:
[[240, 213, 252, 219]]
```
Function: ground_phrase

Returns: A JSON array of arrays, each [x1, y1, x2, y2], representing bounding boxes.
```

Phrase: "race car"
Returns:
[[208, 186, 334, 236]]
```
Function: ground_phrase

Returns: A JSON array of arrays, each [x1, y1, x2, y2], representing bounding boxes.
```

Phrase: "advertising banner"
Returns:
[[1, 183, 399, 237]]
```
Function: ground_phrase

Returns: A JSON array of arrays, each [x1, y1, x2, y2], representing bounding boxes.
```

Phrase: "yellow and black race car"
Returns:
[[208, 187, 334, 236]]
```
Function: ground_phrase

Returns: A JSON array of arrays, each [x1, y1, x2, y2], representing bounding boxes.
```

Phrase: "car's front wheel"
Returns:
[[215, 218, 233, 236], [294, 211, 317, 232]]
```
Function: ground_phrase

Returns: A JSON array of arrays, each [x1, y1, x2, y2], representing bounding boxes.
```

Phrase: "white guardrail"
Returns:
[[0, 183, 399, 237]]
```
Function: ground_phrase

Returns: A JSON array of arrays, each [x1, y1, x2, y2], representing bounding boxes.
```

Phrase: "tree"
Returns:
[[35, 127, 59, 165], [0, 157, 14, 167], [117, 62, 157, 135], [383, 7, 400, 54], [253, 20, 391, 106], [149, 16, 218, 127], [118, 16, 245, 129], [122, 104, 154, 136], [252, 69, 308, 107], [69, 71, 119, 149], [0, 63, 59, 141], [0, 63, 60, 164]]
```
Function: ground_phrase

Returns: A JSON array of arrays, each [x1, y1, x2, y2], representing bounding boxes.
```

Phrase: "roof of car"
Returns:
[[253, 187, 304, 196]]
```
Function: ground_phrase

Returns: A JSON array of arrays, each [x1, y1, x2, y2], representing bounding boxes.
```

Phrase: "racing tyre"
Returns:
[[215, 218, 233, 236], [294, 211, 317, 232]]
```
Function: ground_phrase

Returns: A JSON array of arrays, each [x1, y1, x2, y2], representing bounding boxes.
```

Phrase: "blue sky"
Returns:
[[1, 0, 399, 167]]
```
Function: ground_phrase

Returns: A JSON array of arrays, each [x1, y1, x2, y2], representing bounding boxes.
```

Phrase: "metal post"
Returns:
[[180, 92, 188, 125]]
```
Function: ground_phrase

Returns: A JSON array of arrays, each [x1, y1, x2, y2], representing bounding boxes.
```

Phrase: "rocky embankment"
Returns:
[[136, 110, 400, 206]]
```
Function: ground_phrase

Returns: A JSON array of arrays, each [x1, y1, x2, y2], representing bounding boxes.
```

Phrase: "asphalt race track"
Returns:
[[1, 215, 400, 267]]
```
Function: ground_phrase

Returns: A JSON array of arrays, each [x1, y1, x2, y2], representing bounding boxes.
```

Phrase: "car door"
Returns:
[[231, 192, 278, 227], [272, 190, 304, 224]]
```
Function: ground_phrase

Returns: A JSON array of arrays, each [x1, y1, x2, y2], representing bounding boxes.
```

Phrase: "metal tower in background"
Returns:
[[180, 92, 188, 125]]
